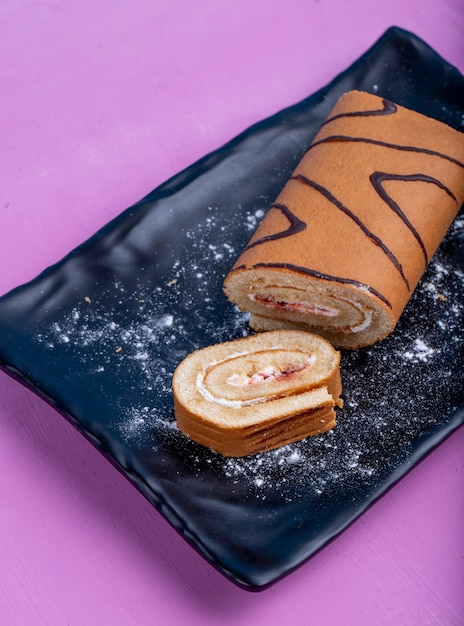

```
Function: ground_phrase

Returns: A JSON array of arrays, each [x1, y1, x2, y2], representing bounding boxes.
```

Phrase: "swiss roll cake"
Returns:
[[172, 330, 342, 457], [223, 91, 464, 349]]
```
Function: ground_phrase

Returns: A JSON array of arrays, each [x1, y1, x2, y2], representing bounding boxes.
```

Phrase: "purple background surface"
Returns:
[[0, 1, 463, 624]]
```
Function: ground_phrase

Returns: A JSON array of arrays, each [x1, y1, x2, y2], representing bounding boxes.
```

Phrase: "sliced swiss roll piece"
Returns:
[[223, 90, 464, 349], [172, 330, 342, 457]]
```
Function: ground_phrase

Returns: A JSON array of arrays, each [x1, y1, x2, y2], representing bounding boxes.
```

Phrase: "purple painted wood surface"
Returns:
[[0, 1, 463, 623]]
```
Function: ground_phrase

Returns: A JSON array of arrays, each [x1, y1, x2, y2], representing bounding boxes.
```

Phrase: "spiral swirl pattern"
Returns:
[[173, 330, 342, 457]]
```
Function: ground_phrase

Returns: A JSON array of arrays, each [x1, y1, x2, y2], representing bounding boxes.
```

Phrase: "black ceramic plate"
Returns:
[[0, 27, 463, 590]]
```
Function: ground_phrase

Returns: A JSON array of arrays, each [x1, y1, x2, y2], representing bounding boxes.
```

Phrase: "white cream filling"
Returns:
[[196, 349, 268, 408], [196, 371, 265, 408], [196, 347, 315, 408], [349, 300, 372, 333], [249, 291, 372, 333], [227, 355, 316, 387], [227, 366, 279, 386], [249, 293, 339, 317]]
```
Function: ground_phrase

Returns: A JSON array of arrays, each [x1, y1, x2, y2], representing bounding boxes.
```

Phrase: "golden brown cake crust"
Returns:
[[172, 330, 342, 456], [223, 91, 464, 349]]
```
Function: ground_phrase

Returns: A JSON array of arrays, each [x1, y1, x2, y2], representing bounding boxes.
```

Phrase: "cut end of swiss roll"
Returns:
[[222, 90, 464, 349], [172, 330, 342, 457]]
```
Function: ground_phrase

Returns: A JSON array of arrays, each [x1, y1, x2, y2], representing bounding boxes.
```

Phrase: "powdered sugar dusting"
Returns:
[[402, 338, 435, 363], [33, 208, 464, 502]]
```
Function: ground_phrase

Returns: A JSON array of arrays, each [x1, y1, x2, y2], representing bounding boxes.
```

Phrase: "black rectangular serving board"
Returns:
[[0, 27, 463, 589]]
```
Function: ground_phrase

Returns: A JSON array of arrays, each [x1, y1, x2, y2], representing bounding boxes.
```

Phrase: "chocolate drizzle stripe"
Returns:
[[308, 135, 464, 169], [249, 262, 392, 308], [245, 203, 306, 250], [291, 173, 410, 289], [322, 98, 397, 126], [370, 172, 458, 266]]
